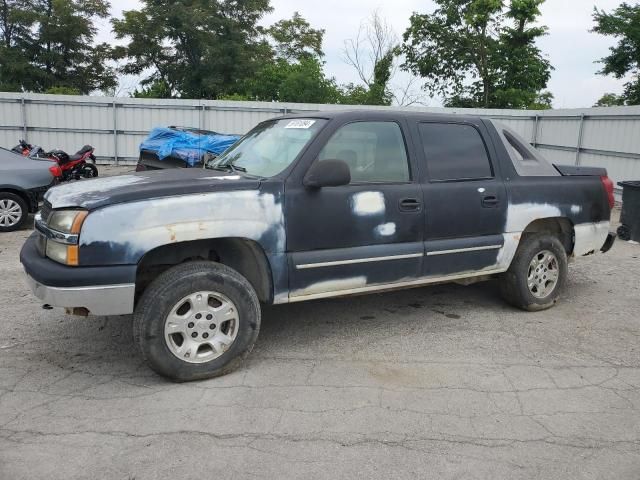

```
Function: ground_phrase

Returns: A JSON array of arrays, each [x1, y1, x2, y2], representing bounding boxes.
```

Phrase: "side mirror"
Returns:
[[303, 159, 351, 188]]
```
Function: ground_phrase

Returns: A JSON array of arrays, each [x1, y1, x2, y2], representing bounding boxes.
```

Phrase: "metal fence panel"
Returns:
[[2, 92, 640, 192]]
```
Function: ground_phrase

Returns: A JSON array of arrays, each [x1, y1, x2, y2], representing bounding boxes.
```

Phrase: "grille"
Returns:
[[40, 201, 52, 222]]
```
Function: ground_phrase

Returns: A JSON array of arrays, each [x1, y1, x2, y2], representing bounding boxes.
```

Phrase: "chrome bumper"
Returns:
[[24, 273, 135, 316]]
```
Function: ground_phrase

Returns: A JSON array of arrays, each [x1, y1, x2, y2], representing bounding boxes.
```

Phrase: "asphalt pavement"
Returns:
[[0, 172, 638, 479]]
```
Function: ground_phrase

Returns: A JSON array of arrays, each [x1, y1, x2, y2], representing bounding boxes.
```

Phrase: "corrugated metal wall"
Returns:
[[2, 92, 639, 190]]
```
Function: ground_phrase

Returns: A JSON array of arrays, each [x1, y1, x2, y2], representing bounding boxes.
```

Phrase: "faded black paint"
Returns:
[[24, 110, 612, 305]]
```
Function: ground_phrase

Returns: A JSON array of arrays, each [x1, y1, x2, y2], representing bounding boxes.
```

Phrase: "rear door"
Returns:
[[414, 121, 508, 277], [285, 119, 424, 299]]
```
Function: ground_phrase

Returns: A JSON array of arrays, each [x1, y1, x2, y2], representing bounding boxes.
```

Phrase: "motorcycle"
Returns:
[[46, 145, 98, 182], [11, 140, 99, 181], [45, 145, 99, 181], [11, 139, 33, 156]]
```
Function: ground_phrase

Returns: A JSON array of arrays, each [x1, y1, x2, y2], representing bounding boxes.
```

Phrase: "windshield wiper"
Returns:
[[228, 164, 247, 173], [209, 163, 247, 173]]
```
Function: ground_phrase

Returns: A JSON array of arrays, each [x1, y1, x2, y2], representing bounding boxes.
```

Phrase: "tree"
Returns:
[[0, 0, 116, 93], [593, 3, 640, 106], [244, 57, 340, 103], [131, 79, 173, 99], [594, 92, 626, 107], [342, 11, 397, 105], [31, 0, 116, 93], [267, 11, 324, 62], [0, 0, 39, 90], [401, 0, 553, 109], [240, 12, 341, 104], [113, 0, 273, 99], [492, 0, 554, 109]]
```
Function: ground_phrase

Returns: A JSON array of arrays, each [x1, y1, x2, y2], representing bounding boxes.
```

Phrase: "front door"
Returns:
[[414, 121, 508, 277], [285, 120, 424, 299]]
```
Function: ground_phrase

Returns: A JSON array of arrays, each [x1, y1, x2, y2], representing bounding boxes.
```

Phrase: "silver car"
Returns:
[[0, 147, 58, 232]]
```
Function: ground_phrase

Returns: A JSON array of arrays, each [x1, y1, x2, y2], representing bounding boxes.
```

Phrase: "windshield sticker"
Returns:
[[285, 119, 316, 129]]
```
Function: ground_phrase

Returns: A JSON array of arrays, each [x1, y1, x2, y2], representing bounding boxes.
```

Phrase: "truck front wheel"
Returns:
[[499, 233, 568, 312], [133, 261, 261, 381]]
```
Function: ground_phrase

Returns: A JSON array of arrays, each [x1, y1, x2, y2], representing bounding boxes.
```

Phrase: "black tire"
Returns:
[[80, 163, 98, 178], [617, 225, 631, 242], [133, 261, 261, 382], [0, 192, 28, 232], [499, 233, 568, 312]]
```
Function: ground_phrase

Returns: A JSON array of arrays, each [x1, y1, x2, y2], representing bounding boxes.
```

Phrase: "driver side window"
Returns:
[[318, 121, 410, 183]]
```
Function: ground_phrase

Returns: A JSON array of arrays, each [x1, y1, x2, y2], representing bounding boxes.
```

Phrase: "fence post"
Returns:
[[532, 114, 539, 147], [21, 97, 28, 141], [112, 100, 118, 165], [575, 114, 585, 166]]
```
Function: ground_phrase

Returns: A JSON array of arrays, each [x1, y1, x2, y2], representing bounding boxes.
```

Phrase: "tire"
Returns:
[[499, 233, 568, 312], [617, 225, 630, 242], [133, 261, 261, 382], [80, 163, 98, 178], [0, 192, 28, 232]]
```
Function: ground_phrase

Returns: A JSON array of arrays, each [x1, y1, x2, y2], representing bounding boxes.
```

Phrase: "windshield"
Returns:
[[207, 118, 327, 177]]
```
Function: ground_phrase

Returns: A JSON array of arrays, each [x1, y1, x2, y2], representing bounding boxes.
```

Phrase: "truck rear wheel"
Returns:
[[499, 233, 567, 311], [133, 261, 261, 381]]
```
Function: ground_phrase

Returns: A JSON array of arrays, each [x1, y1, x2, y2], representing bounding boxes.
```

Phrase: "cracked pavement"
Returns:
[[1, 191, 639, 479]]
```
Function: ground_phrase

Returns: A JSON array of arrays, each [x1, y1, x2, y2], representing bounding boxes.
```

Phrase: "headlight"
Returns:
[[46, 241, 79, 265], [44, 209, 87, 266], [48, 210, 88, 234]]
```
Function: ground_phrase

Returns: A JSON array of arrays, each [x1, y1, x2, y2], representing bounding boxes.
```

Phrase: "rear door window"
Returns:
[[418, 123, 493, 181]]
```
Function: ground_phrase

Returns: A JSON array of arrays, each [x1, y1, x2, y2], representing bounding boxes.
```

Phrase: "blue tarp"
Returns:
[[140, 127, 240, 167]]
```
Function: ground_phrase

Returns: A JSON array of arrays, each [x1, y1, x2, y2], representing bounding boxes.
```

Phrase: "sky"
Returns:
[[99, 0, 629, 108]]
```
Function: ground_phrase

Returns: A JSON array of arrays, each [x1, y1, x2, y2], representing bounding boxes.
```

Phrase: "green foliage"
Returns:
[[338, 50, 394, 107], [401, 0, 553, 109], [367, 50, 395, 105], [594, 92, 626, 107], [114, 4, 346, 104], [593, 3, 640, 105], [246, 58, 340, 104], [267, 11, 324, 62], [0, 0, 116, 93], [112, 0, 273, 99], [342, 12, 398, 106], [0, 0, 39, 90], [44, 85, 81, 94], [131, 79, 173, 99], [218, 93, 251, 101]]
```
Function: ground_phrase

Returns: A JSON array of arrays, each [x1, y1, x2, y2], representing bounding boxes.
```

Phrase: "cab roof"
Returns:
[[278, 109, 486, 124]]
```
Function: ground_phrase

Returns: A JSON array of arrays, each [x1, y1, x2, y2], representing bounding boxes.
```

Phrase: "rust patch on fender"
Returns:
[[166, 224, 177, 242]]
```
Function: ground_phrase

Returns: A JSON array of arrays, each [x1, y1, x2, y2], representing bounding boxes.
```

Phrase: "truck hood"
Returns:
[[45, 168, 262, 210]]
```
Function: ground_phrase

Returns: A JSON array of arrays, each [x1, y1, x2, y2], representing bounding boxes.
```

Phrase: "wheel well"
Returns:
[[136, 238, 273, 303], [522, 217, 574, 253], [0, 188, 33, 212]]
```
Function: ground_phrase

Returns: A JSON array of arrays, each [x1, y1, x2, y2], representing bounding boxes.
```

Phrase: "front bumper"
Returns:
[[24, 274, 135, 316], [20, 233, 136, 316]]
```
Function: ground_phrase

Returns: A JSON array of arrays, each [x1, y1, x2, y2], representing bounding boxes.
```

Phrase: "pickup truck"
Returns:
[[20, 111, 616, 381]]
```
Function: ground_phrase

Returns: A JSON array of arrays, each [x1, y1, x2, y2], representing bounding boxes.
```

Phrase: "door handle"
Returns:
[[399, 198, 422, 212], [481, 195, 499, 208]]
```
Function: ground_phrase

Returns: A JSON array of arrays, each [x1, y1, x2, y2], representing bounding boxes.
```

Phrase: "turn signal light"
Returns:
[[70, 211, 88, 234], [49, 165, 62, 177], [66, 245, 79, 266]]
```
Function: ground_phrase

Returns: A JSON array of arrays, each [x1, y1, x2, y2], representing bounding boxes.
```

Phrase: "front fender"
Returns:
[[78, 189, 285, 266]]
